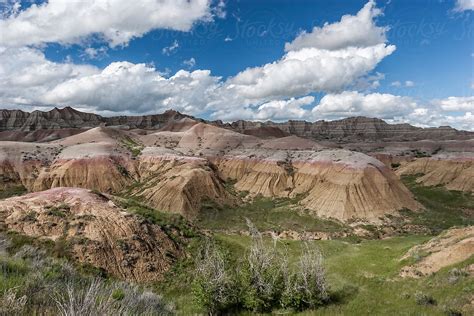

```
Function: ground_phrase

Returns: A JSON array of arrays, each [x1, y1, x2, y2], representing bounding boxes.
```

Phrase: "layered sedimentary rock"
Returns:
[[2, 107, 471, 142], [214, 149, 421, 222], [219, 116, 473, 142], [31, 128, 139, 193], [134, 147, 231, 217], [292, 151, 421, 221], [400, 226, 474, 277], [0, 123, 426, 222], [0, 141, 59, 189], [396, 153, 474, 192], [0, 107, 191, 132], [33, 154, 135, 193], [178, 122, 261, 153], [0, 187, 182, 282]]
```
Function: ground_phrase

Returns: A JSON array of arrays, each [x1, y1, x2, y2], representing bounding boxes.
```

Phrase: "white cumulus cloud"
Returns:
[[284, 0, 388, 52], [312, 91, 417, 120], [0, 0, 212, 47], [432, 96, 474, 112], [42, 61, 221, 115]]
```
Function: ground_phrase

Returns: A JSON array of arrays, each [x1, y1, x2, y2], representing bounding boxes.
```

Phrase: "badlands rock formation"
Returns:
[[400, 226, 474, 277], [0, 188, 182, 281], [214, 149, 421, 222], [2, 107, 472, 142], [397, 153, 474, 192], [135, 147, 231, 217], [0, 107, 191, 133], [0, 119, 424, 222], [0, 126, 231, 218], [218, 116, 473, 142], [5, 107, 465, 223]]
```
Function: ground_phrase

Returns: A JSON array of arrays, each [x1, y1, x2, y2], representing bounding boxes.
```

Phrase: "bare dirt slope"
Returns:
[[214, 149, 421, 222], [400, 226, 474, 277], [135, 147, 232, 217], [397, 153, 474, 192], [0, 187, 182, 282]]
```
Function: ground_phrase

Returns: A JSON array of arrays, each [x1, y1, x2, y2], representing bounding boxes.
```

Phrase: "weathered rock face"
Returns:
[[396, 154, 474, 192], [2, 107, 471, 143], [33, 156, 136, 193], [0, 129, 231, 218], [400, 226, 474, 277], [214, 149, 421, 222], [0, 123, 434, 223], [135, 148, 231, 218], [177, 122, 261, 153], [218, 116, 473, 142], [0, 107, 103, 132], [0, 107, 191, 132], [104, 109, 193, 129], [0, 109, 30, 130], [0, 142, 59, 190], [0, 187, 182, 282]]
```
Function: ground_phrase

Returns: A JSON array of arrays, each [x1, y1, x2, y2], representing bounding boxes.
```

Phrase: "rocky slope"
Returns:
[[134, 147, 232, 217], [0, 120, 439, 223], [2, 107, 472, 142], [396, 153, 474, 192], [214, 149, 421, 222], [216, 116, 473, 142], [0, 127, 231, 218], [400, 226, 474, 277], [0, 187, 182, 282], [0, 107, 192, 132]]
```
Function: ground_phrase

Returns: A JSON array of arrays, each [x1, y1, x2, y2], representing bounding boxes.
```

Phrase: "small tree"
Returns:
[[192, 239, 237, 315]]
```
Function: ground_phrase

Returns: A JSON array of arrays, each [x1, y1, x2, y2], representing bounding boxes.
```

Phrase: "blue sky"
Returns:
[[0, 0, 473, 129]]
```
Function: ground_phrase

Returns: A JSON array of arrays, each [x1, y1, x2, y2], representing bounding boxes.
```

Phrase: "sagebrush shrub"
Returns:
[[192, 239, 238, 315], [281, 242, 329, 311], [192, 220, 330, 314]]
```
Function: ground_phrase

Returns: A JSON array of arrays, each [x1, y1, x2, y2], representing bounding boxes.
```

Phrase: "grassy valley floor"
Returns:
[[156, 178, 474, 315]]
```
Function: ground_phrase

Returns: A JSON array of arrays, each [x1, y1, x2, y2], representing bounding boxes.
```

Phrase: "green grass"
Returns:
[[197, 195, 346, 233], [0, 185, 27, 199], [401, 175, 474, 234], [157, 233, 473, 315], [112, 195, 197, 241], [120, 135, 144, 157], [0, 232, 170, 315]]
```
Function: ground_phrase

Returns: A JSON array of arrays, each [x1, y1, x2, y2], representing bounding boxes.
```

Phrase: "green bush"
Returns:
[[192, 239, 238, 314], [239, 220, 286, 312], [281, 243, 329, 311], [192, 221, 330, 314], [414, 292, 436, 306]]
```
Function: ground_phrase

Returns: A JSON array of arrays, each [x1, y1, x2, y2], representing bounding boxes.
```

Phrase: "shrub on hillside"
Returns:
[[53, 279, 172, 316], [415, 292, 437, 306], [192, 220, 330, 314], [192, 239, 238, 315], [0, 233, 172, 315]]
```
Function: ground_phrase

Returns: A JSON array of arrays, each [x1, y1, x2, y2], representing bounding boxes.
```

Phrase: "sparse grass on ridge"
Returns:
[[401, 175, 474, 233], [0, 185, 27, 199]]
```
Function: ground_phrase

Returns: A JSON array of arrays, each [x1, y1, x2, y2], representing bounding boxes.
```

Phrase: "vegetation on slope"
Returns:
[[0, 185, 27, 199], [197, 195, 346, 233], [401, 175, 474, 233], [0, 233, 172, 315]]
